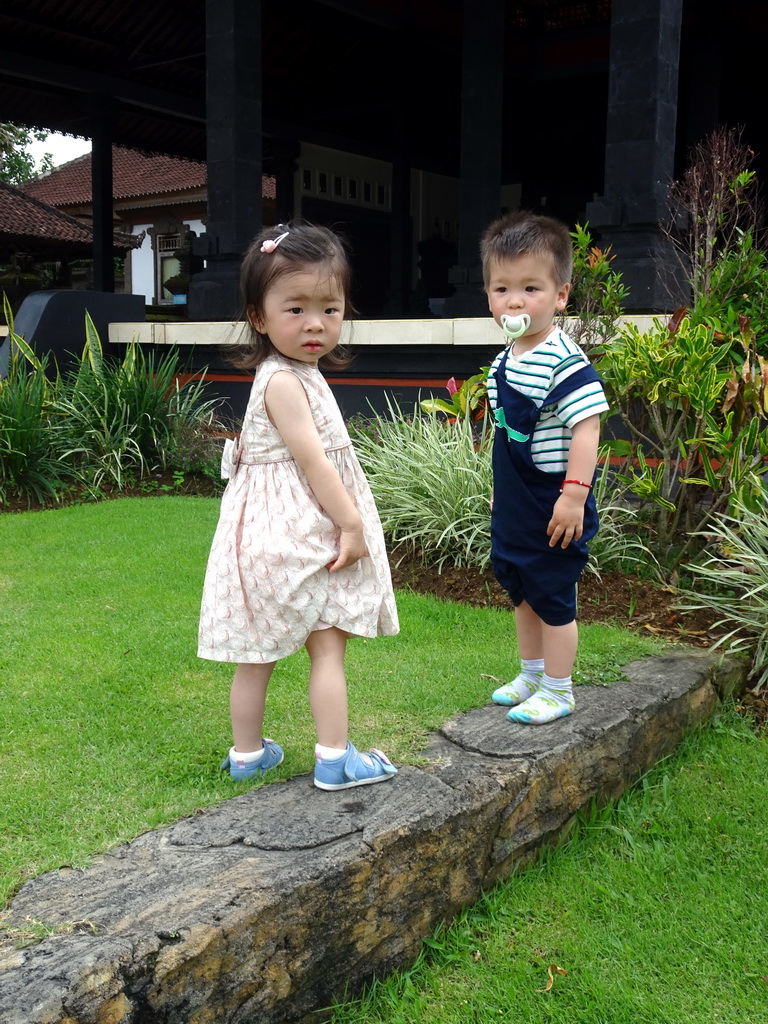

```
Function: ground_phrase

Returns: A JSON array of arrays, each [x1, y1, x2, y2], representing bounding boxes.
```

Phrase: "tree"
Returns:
[[0, 123, 54, 185]]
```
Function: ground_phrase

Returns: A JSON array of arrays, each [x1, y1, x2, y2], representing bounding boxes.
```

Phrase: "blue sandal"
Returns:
[[314, 742, 397, 791], [221, 738, 284, 780]]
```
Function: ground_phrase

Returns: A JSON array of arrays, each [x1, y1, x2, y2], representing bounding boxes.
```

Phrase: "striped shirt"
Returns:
[[487, 327, 609, 474]]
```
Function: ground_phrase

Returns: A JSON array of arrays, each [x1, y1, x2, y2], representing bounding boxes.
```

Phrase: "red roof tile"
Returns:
[[22, 146, 275, 205], [0, 181, 138, 252]]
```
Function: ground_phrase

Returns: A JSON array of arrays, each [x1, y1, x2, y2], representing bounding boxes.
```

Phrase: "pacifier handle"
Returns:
[[500, 314, 531, 340]]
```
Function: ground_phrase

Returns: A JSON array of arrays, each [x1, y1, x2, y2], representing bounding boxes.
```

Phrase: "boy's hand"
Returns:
[[328, 527, 367, 572], [547, 492, 585, 549]]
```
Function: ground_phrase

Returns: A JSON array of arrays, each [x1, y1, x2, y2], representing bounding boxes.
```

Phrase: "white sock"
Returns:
[[506, 673, 575, 725], [491, 658, 544, 706], [521, 657, 545, 682], [230, 745, 264, 763], [315, 743, 347, 760]]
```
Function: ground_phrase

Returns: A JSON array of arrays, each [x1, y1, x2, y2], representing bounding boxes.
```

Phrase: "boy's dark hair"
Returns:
[[481, 211, 573, 288], [230, 220, 355, 370]]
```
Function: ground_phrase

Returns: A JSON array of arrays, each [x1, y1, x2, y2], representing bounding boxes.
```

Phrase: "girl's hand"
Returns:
[[547, 492, 585, 549], [328, 527, 367, 572]]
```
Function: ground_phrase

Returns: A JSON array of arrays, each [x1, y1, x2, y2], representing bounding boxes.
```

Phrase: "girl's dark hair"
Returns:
[[481, 210, 573, 288], [229, 220, 355, 370]]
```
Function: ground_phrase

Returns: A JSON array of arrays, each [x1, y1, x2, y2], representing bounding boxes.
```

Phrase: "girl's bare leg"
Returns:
[[230, 661, 276, 752], [305, 627, 349, 749]]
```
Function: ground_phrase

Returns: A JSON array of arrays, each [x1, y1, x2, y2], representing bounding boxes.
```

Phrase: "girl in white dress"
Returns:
[[199, 223, 399, 790]]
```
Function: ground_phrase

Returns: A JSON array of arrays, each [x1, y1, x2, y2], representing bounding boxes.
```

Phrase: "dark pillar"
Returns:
[[682, 0, 721, 152], [384, 130, 412, 317], [188, 0, 263, 320], [91, 98, 114, 293], [585, 0, 686, 311], [444, 0, 505, 317], [271, 139, 300, 223]]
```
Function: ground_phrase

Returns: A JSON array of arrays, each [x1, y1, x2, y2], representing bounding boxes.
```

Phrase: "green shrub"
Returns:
[[55, 314, 220, 488], [354, 401, 653, 581], [0, 352, 78, 506], [680, 496, 768, 692], [0, 297, 79, 505], [164, 423, 226, 487], [354, 398, 493, 571], [597, 315, 768, 567], [587, 454, 659, 579], [556, 222, 629, 354]]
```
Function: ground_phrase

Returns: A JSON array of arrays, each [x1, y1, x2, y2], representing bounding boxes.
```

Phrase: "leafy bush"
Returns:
[[661, 126, 764, 315], [353, 402, 655, 582], [164, 423, 227, 487], [353, 398, 493, 571], [556, 222, 629, 354], [597, 315, 768, 567], [0, 351, 77, 506], [0, 298, 79, 505], [1, 301, 222, 502], [419, 371, 490, 421], [55, 314, 221, 488], [586, 454, 659, 579], [680, 496, 768, 692]]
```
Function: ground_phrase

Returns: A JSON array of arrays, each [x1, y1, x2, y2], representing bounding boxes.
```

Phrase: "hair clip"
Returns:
[[260, 230, 289, 254]]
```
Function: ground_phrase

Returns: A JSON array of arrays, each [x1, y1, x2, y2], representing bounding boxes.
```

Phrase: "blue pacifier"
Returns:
[[500, 313, 530, 341]]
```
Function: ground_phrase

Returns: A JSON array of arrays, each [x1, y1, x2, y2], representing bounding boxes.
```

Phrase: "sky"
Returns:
[[26, 131, 92, 170]]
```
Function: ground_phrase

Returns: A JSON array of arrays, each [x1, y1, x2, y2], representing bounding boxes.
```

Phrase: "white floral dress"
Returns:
[[198, 353, 399, 663]]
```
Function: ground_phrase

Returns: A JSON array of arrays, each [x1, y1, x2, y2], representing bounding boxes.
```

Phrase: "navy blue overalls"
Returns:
[[490, 349, 600, 626]]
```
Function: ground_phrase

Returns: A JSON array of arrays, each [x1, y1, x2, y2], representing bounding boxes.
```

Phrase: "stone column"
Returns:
[[188, 0, 263, 320], [91, 96, 115, 293], [384, 127, 412, 316], [443, 0, 505, 317], [585, 0, 686, 311], [271, 139, 300, 224]]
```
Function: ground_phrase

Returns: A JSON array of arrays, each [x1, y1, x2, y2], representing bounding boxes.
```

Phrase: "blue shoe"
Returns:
[[221, 738, 284, 780], [314, 742, 397, 791]]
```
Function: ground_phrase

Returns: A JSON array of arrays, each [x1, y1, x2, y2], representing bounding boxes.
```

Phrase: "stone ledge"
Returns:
[[0, 651, 748, 1024]]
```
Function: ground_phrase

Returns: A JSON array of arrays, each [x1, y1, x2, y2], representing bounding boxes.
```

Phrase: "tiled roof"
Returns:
[[22, 146, 275, 206], [0, 181, 138, 252]]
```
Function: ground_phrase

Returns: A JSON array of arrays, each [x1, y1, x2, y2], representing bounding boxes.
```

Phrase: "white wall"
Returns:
[[128, 218, 205, 304], [129, 225, 153, 303]]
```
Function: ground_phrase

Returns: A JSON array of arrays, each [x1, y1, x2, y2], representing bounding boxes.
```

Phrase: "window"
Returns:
[[156, 233, 182, 304]]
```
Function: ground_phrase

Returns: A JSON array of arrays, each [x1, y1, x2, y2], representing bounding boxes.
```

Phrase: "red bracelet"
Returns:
[[560, 479, 592, 493]]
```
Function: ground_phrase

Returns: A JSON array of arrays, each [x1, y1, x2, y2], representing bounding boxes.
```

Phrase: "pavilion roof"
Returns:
[[22, 147, 276, 208], [0, 180, 139, 256]]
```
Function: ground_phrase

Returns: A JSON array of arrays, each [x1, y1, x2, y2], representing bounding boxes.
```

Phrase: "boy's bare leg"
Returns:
[[492, 601, 545, 706], [542, 619, 578, 679], [505, 605, 577, 724], [514, 600, 543, 659]]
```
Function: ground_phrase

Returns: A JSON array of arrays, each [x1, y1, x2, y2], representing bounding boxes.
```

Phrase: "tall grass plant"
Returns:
[[353, 397, 494, 571], [55, 315, 220, 488], [681, 498, 768, 691]]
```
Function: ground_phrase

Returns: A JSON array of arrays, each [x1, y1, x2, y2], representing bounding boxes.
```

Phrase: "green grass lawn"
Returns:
[[1, 497, 669, 909], [331, 712, 768, 1024]]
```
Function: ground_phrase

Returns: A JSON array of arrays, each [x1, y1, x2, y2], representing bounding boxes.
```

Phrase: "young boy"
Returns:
[[482, 211, 609, 724]]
